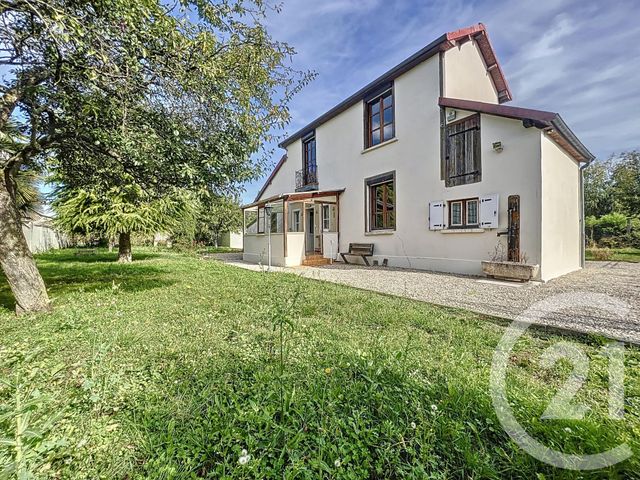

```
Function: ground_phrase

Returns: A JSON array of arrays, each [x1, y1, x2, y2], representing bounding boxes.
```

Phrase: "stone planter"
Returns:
[[481, 261, 539, 282]]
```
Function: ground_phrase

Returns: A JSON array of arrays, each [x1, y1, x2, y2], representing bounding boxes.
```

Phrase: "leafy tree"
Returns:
[[0, 0, 311, 313], [195, 197, 243, 247], [584, 158, 614, 218], [611, 150, 640, 217], [0, 122, 43, 214], [53, 184, 195, 262]]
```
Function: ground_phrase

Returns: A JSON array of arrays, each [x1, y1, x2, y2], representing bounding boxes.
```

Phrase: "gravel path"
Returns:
[[214, 257, 640, 344]]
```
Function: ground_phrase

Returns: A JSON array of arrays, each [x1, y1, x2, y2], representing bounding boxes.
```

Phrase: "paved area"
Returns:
[[212, 256, 640, 344]]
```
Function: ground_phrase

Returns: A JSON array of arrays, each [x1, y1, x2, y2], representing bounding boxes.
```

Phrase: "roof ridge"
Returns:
[[277, 23, 510, 149]]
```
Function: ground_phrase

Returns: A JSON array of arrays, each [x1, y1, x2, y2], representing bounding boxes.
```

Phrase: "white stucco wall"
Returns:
[[443, 39, 498, 103], [322, 232, 339, 260], [260, 149, 300, 199], [286, 233, 305, 266], [219, 231, 243, 249], [540, 134, 582, 280], [243, 234, 285, 266]]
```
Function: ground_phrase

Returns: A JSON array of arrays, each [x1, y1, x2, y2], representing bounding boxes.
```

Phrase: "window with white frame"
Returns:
[[448, 198, 479, 228], [321, 204, 337, 232], [288, 203, 303, 232], [322, 205, 330, 231]]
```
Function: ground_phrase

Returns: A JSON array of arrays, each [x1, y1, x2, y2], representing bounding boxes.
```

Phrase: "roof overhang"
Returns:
[[438, 97, 595, 163], [278, 23, 510, 149], [243, 188, 345, 210], [253, 154, 287, 202]]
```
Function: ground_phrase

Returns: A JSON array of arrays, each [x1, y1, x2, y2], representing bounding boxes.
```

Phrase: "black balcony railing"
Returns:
[[295, 165, 318, 190]]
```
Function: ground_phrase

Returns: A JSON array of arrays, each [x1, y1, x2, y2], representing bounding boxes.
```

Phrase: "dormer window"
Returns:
[[365, 88, 394, 148]]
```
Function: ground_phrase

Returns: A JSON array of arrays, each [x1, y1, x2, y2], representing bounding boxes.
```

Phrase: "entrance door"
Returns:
[[306, 207, 315, 253], [507, 195, 520, 262]]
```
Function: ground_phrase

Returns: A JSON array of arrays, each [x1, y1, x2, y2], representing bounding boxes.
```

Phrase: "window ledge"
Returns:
[[365, 230, 395, 236], [440, 228, 485, 234], [361, 137, 398, 154]]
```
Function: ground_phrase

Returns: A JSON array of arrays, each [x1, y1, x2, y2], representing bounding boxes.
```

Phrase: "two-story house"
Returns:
[[241, 24, 594, 281]]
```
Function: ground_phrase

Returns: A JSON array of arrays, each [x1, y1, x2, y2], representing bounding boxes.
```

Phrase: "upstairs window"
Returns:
[[448, 198, 479, 228], [366, 172, 396, 231], [303, 133, 316, 173], [444, 114, 481, 187], [366, 89, 394, 148]]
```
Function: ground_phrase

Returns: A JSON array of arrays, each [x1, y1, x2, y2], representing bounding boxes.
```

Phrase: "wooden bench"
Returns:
[[340, 243, 374, 266]]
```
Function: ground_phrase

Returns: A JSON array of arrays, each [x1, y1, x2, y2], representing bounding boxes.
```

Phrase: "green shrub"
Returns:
[[588, 212, 637, 248]]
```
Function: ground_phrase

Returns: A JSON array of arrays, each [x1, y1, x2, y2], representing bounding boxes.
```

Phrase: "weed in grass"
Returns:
[[0, 347, 69, 478]]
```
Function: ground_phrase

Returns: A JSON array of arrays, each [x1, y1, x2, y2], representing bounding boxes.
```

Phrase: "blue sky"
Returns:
[[242, 0, 640, 203]]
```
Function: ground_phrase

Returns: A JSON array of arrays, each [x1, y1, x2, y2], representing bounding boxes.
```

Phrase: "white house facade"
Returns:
[[242, 24, 594, 281]]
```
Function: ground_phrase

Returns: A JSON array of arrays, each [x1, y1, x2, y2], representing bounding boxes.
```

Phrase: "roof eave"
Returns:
[[253, 154, 287, 203], [278, 34, 449, 149], [438, 97, 594, 163], [549, 116, 596, 163]]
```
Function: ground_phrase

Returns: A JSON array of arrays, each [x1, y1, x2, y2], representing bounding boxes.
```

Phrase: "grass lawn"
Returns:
[[0, 250, 638, 478], [586, 247, 640, 263], [198, 246, 243, 254]]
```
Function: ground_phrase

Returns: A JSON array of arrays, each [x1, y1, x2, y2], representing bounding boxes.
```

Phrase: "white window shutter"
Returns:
[[429, 201, 445, 230], [480, 194, 499, 229]]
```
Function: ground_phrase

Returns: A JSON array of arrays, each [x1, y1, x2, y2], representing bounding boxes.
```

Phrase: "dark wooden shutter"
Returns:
[[445, 114, 481, 187], [507, 195, 520, 262]]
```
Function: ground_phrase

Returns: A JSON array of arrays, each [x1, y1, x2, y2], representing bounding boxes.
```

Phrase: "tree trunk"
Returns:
[[0, 168, 51, 314], [118, 232, 132, 263]]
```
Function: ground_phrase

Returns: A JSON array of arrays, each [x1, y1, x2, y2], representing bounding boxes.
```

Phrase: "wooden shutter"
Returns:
[[445, 114, 481, 187], [480, 194, 499, 229], [429, 201, 445, 230]]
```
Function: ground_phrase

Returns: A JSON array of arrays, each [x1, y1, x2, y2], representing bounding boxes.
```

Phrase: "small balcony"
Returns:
[[295, 165, 318, 191]]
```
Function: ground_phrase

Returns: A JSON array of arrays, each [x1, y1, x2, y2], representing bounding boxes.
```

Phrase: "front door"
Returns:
[[306, 207, 315, 253]]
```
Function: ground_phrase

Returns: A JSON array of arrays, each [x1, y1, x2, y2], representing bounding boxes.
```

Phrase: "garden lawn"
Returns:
[[0, 249, 639, 479], [586, 247, 640, 263]]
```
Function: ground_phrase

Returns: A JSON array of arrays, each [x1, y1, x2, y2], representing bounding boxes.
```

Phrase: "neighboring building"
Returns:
[[22, 212, 71, 253], [241, 24, 594, 281], [219, 231, 243, 250]]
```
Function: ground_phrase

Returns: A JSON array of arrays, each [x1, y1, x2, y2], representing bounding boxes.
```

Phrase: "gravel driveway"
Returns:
[[215, 257, 640, 344]]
